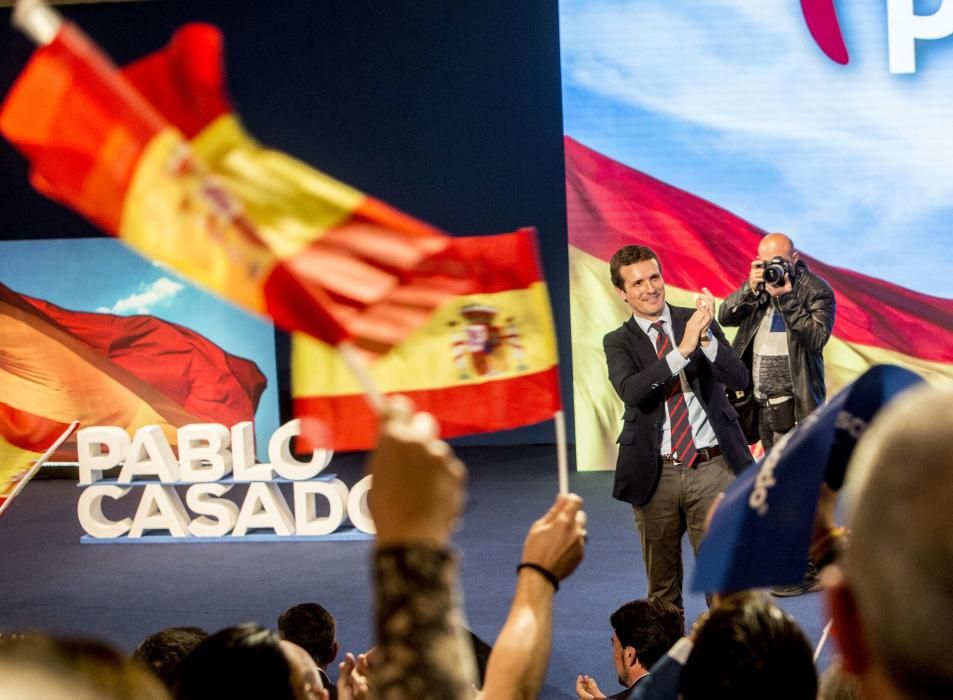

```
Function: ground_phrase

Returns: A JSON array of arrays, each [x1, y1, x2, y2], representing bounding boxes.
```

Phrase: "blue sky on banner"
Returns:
[[559, 0, 953, 299], [0, 239, 280, 459]]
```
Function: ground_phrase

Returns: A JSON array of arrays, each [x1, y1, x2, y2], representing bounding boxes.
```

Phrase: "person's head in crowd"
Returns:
[[609, 598, 683, 688], [133, 626, 209, 689], [827, 383, 953, 700], [278, 603, 339, 669], [0, 633, 170, 700], [174, 623, 325, 700], [281, 639, 328, 699], [680, 592, 817, 700]]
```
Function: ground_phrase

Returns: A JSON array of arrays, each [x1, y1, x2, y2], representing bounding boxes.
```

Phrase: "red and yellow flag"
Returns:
[[0, 405, 76, 517], [0, 21, 472, 354], [292, 229, 561, 451], [0, 282, 266, 454], [565, 136, 953, 470]]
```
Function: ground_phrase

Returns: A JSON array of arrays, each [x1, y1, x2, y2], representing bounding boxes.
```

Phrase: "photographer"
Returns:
[[718, 233, 835, 596]]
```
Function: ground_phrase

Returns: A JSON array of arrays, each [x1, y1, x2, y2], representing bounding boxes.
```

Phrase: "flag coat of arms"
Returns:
[[293, 228, 561, 451]]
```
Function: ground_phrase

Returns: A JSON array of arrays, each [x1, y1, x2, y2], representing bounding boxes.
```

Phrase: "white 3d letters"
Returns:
[[76, 420, 374, 541], [270, 419, 332, 481], [294, 479, 349, 536], [128, 485, 191, 538], [186, 483, 240, 537], [178, 424, 233, 482], [119, 426, 180, 483], [77, 484, 132, 538], [77, 426, 130, 485]]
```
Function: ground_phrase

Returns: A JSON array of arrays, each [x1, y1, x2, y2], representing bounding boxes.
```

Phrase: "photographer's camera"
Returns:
[[762, 257, 792, 287]]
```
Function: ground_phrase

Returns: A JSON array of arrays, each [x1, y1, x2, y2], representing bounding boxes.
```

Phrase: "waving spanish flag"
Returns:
[[565, 136, 953, 471], [0, 16, 471, 354], [0, 408, 76, 518], [293, 228, 561, 451]]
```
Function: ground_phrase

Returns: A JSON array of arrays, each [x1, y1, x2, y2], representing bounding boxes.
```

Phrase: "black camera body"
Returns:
[[762, 257, 793, 287]]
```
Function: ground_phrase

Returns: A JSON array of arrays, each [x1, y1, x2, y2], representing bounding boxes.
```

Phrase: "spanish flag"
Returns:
[[292, 228, 562, 451], [0, 282, 266, 453], [565, 136, 953, 471], [0, 19, 472, 355], [0, 406, 76, 518]]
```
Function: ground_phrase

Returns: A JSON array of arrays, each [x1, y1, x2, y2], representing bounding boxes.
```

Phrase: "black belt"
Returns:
[[661, 446, 722, 464]]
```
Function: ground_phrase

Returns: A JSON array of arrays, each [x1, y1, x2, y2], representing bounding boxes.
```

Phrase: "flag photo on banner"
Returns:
[[559, 1, 953, 474], [0, 280, 266, 452], [565, 137, 953, 471]]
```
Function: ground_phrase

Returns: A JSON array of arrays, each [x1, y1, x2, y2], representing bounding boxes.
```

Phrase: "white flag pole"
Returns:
[[813, 618, 833, 663], [12, 0, 62, 46], [554, 409, 568, 495]]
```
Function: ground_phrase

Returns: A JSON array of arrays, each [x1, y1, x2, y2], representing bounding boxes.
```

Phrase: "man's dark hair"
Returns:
[[609, 598, 683, 670], [277, 603, 337, 667], [133, 627, 208, 689], [681, 594, 817, 700], [609, 245, 662, 290], [174, 623, 295, 700]]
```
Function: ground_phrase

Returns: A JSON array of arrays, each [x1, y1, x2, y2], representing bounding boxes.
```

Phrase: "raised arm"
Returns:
[[480, 494, 588, 700], [718, 262, 765, 327], [368, 397, 474, 699]]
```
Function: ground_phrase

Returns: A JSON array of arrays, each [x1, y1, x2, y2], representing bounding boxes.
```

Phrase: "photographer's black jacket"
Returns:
[[718, 259, 836, 422]]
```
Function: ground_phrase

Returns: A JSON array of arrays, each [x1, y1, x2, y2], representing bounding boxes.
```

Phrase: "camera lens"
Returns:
[[763, 258, 788, 286]]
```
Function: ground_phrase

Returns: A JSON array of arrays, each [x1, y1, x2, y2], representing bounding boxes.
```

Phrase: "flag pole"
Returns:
[[554, 409, 568, 495], [12, 0, 61, 45], [813, 618, 833, 662]]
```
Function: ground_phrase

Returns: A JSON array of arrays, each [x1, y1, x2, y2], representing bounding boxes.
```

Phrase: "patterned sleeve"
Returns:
[[372, 545, 474, 700]]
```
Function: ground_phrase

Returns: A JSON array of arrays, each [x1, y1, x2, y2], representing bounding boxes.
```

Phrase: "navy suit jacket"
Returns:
[[603, 304, 753, 506]]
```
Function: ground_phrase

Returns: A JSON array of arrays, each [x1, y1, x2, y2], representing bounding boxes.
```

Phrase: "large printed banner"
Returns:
[[0, 238, 280, 461], [559, 1, 953, 470]]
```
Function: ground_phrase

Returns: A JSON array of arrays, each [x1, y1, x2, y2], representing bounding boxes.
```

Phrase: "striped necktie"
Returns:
[[651, 321, 698, 468]]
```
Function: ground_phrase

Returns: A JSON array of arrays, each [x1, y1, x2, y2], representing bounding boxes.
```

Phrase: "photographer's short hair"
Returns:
[[277, 603, 337, 667], [609, 246, 662, 290], [609, 598, 683, 670]]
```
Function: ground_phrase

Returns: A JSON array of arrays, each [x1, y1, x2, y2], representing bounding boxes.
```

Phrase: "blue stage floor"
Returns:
[[0, 445, 828, 698]]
